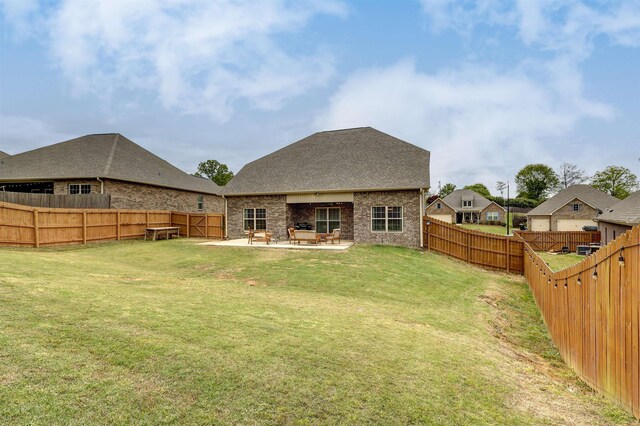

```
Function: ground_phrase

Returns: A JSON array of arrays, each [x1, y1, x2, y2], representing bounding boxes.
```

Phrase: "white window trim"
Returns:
[[462, 200, 473, 208], [572, 203, 581, 211], [197, 195, 204, 211], [486, 211, 499, 221], [68, 183, 91, 195], [243, 208, 267, 231], [315, 207, 341, 233], [371, 206, 404, 233]]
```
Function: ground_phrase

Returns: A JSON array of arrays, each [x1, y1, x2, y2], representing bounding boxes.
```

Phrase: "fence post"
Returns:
[[82, 211, 87, 244], [33, 209, 39, 248], [205, 213, 208, 239], [466, 231, 470, 262], [169, 211, 173, 227], [146, 211, 149, 228], [506, 237, 510, 273], [116, 211, 121, 240], [186, 213, 190, 238]]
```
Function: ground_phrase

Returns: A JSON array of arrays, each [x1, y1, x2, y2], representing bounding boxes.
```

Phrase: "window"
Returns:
[[197, 195, 204, 211], [572, 203, 582, 211], [316, 207, 340, 233], [243, 208, 266, 231], [69, 184, 91, 194], [462, 200, 473, 208], [486, 211, 499, 221], [371, 206, 403, 232], [436, 202, 442, 210]]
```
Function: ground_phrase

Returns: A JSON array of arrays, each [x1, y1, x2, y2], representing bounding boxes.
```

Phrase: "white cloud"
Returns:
[[0, 114, 75, 154], [314, 60, 614, 187], [4, 0, 346, 122]]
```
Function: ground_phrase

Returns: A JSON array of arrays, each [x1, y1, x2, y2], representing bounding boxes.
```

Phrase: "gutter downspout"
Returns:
[[420, 188, 425, 248], [96, 177, 104, 194]]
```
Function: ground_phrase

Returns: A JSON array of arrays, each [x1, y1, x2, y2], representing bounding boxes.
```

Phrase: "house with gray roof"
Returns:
[[596, 190, 640, 244], [0, 134, 224, 212], [526, 184, 619, 232], [222, 127, 430, 247], [425, 189, 506, 224]]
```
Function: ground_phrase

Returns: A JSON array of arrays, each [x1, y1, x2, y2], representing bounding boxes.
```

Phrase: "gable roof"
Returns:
[[223, 127, 430, 195], [0, 150, 9, 159], [425, 197, 455, 211], [527, 185, 619, 216], [0, 134, 220, 195], [596, 190, 640, 226], [441, 189, 503, 212]]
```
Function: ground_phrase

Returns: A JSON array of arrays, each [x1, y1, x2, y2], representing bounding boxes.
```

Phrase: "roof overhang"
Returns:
[[224, 186, 428, 197]]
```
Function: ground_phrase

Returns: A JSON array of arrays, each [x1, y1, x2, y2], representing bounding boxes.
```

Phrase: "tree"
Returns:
[[496, 181, 506, 197], [194, 160, 234, 186], [515, 164, 559, 201], [463, 183, 491, 198], [439, 183, 456, 198], [557, 163, 588, 189], [590, 166, 639, 199]]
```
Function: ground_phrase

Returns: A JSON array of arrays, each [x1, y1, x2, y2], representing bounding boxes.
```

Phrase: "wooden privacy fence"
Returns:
[[0, 191, 111, 209], [423, 217, 524, 274], [515, 230, 600, 252], [0, 201, 224, 247], [523, 226, 639, 418]]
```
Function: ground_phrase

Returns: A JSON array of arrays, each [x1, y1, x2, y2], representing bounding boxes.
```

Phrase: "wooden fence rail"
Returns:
[[423, 217, 524, 274], [515, 230, 600, 252], [0, 191, 111, 209], [522, 226, 639, 418], [0, 201, 224, 247]]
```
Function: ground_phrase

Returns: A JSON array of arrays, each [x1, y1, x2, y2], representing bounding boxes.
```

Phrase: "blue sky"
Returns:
[[1, 0, 639, 194]]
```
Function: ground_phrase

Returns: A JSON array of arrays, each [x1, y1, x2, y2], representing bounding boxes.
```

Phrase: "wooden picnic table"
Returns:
[[145, 227, 180, 241]]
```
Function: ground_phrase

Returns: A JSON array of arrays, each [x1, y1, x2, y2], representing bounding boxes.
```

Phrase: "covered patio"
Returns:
[[199, 238, 354, 250]]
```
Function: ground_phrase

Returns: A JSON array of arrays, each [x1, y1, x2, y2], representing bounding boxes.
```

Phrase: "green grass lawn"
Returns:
[[536, 251, 586, 271], [0, 240, 632, 425], [459, 223, 509, 235]]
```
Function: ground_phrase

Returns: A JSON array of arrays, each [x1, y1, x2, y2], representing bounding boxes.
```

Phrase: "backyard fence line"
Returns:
[[0, 191, 111, 209], [422, 217, 524, 274], [523, 226, 639, 419], [0, 201, 224, 247], [514, 230, 601, 252]]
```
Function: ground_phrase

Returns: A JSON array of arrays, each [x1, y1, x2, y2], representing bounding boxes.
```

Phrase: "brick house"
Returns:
[[0, 134, 224, 212], [596, 190, 640, 244], [222, 127, 430, 247], [425, 189, 506, 224], [526, 185, 619, 232]]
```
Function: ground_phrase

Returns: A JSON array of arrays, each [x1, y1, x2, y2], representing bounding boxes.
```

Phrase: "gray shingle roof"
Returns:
[[0, 151, 9, 159], [527, 185, 619, 216], [223, 127, 430, 195], [441, 189, 503, 212], [596, 190, 640, 226], [0, 134, 220, 195]]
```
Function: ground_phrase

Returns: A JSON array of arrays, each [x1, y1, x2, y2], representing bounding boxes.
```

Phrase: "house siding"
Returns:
[[550, 198, 598, 231], [353, 190, 421, 248], [54, 178, 223, 213], [598, 221, 632, 245], [226, 195, 288, 241], [480, 203, 506, 224], [425, 199, 455, 222]]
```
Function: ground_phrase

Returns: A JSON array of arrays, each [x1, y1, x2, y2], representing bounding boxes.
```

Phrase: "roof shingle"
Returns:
[[596, 190, 640, 226], [0, 134, 220, 194], [0, 151, 9, 159], [223, 127, 430, 195], [526, 185, 619, 216], [441, 189, 501, 212]]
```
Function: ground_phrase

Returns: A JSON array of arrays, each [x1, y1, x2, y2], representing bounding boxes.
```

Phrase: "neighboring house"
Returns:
[[425, 189, 506, 224], [222, 127, 430, 247], [596, 190, 640, 244], [526, 185, 619, 232], [0, 134, 224, 212], [0, 151, 9, 159]]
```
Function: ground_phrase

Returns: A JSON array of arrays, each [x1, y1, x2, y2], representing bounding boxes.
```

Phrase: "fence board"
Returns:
[[0, 201, 224, 246], [0, 191, 110, 209], [515, 230, 600, 252]]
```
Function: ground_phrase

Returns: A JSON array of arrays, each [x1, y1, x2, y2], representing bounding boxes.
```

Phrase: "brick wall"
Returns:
[[226, 195, 288, 241], [54, 178, 223, 213], [550, 198, 598, 231], [425, 198, 455, 222], [480, 203, 506, 224], [599, 221, 632, 245], [353, 190, 421, 247]]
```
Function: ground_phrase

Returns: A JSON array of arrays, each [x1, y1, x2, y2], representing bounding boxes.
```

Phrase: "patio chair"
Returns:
[[288, 228, 295, 244], [326, 228, 341, 244], [249, 230, 272, 245]]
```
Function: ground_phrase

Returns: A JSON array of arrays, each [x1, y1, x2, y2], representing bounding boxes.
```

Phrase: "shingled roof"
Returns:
[[0, 150, 9, 159], [527, 184, 619, 216], [596, 190, 640, 226], [440, 189, 504, 212], [0, 134, 220, 194], [223, 127, 430, 195]]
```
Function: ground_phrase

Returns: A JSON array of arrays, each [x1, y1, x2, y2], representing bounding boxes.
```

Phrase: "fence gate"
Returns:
[[189, 214, 206, 237]]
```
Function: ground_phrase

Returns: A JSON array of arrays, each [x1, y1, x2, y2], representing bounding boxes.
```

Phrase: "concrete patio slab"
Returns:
[[198, 239, 354, 250]]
